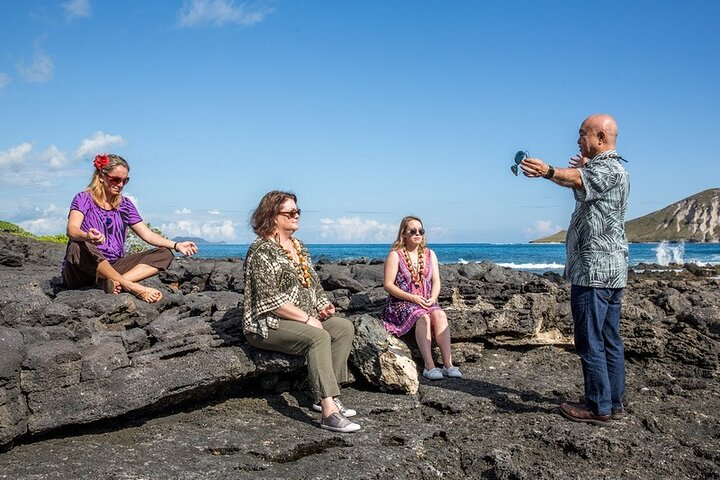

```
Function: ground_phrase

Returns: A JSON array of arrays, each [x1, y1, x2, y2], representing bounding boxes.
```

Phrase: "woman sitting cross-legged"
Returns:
[[62, 153, 197, 303], [242, 190, 360, 433], [383, 215, 462, 380]]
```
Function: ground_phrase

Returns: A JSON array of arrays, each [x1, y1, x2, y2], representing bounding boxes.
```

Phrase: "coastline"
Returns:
[[192, 242, 720, 273], [0, 232, 718, 479]]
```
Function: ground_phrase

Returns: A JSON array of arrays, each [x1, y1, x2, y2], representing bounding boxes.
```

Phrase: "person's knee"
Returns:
[[158, 247, 174, 269], [65, 242, 81, 264], [333, 317, 355, 337], [432, 311, 448, 327], [310, 329, 332, 349]]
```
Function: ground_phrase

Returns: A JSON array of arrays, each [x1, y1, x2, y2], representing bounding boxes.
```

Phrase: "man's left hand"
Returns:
[[519, 157, 549, 178]]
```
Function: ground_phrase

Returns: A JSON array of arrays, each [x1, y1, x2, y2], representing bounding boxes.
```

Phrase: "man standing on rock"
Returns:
[[520, 114, 630, 426]]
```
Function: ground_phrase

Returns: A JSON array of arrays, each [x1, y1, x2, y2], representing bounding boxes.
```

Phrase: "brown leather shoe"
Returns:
[[560, 402, 611, 427]]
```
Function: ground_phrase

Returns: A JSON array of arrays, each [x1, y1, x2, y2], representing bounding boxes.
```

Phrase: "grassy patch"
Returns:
[[0, 220, 68, 244]]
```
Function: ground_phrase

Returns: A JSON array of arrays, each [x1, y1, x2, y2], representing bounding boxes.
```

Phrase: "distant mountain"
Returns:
[[531, 188, 720, 243], [172, 236, 226, 244]]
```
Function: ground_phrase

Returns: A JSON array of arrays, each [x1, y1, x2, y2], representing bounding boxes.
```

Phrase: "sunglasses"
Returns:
[[278, 209, 301, 218], [407, 228, 425, 236], [105, 174, 130, 186], [511, 150, 528, 176]]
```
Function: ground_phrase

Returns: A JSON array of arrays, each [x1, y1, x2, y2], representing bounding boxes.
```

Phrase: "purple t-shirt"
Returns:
[[68, 191, 143, 263]]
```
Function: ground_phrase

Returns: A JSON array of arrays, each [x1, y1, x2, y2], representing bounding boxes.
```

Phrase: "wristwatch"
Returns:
[[543, 166, 555, 179]]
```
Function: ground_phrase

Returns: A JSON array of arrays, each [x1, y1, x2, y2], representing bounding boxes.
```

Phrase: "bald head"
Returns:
[[578, 114, 618, 157]]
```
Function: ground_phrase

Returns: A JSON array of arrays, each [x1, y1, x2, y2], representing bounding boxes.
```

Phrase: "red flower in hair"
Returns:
[[94, 154, 110, 171]]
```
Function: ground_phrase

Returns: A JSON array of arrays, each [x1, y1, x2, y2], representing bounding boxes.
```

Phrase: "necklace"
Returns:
[[402, 246, 424, 287], [275, 236, 312, 288]]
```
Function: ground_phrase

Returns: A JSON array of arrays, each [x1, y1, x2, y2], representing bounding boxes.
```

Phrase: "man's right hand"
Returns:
[[569, 154, 588, 168]]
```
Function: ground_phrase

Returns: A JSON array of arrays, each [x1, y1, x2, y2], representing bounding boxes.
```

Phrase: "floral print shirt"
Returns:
[[243, 237, 330, 338]]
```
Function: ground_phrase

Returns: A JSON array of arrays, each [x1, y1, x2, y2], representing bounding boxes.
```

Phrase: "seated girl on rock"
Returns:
[[382, 215, 462, 380], [61, 154, 197, 303]]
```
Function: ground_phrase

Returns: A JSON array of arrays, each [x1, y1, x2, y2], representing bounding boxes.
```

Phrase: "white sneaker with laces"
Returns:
[[320, 413, 361, 433], [312, 398, 357, 417]]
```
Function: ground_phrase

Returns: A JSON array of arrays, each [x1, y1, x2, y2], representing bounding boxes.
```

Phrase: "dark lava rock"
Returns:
[[0, 233, 718, 480]]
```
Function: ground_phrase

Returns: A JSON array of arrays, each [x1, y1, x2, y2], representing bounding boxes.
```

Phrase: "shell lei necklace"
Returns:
[[402, 245, 425, 287], [279, 237, 312, 288]]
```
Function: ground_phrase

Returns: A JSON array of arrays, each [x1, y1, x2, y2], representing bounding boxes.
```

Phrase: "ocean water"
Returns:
[[193, 241, 720, 274]]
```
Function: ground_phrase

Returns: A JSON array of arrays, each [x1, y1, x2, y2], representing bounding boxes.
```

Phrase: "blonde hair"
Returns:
[[391, 215, 426, 251], [86, 154, 130, 209]]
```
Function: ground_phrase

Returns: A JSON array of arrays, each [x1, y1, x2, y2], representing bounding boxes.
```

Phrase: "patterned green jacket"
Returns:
[[242, 237, 330, 338]]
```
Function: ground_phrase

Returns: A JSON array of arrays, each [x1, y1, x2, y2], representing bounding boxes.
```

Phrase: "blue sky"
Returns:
[[1, 0, 718, 244]]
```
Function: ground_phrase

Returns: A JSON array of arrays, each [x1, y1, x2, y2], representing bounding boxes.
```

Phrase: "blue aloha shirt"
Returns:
[[564, 149, 630, 288]]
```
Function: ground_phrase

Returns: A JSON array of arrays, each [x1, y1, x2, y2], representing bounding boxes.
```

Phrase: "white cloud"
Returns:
[[319, 217, 396, 243], [175, 208, 193, 214], [74, 131, 125, 158], [523, 219, 563, 239], [17, 49, 54, 83], [0, 143, 33, 168], [207, 209, 221, 215], [177, 0, 271, 28], [18, 215, 66, 236], [0, 73, 11, 90], [39, 145, 69, 169], [160, 219, 236, 241], [63, 0, 91, 19]]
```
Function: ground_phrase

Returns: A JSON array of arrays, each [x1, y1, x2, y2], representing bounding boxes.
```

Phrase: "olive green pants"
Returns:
[[246, 316, 355, 402]]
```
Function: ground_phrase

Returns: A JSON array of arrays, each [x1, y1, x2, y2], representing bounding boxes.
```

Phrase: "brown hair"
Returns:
[[391, 215, 426, 250], [251, 190, 298, 237], [86, 154, 130, 210]]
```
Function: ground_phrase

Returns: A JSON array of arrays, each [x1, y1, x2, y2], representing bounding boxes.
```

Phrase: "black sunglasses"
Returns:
[[511, 150, 528, 176], [278, 209, 301, 218], [407, 228, 425, 236]]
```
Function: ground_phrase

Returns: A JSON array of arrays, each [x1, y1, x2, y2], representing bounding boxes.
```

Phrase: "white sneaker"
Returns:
[[442, 366, 463, 378], [312, 398, 357, 417], [422, 367, 444, 380]]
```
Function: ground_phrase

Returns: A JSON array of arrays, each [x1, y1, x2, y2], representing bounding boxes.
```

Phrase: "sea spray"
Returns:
[[654, 240, 685, 266]]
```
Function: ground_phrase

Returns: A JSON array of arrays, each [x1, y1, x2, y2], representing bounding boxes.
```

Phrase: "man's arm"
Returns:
[[520, 157, 583, 190]]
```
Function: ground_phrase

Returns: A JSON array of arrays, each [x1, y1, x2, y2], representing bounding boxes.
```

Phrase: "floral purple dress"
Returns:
[[383, 248, 440, 336]]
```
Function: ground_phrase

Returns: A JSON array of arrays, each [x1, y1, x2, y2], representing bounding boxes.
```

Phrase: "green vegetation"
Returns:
[[0, 220, 165, 250], [125, 223, 165, 254], [0, 220, 34, 237], [0, 220, 68, 244]]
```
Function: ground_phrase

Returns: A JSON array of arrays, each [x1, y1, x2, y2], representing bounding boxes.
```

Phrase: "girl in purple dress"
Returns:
[[62, 154, 198, 303], [382, 216, 462, 380]]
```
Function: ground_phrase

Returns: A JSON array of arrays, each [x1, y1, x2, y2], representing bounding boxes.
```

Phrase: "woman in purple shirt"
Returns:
[[62, 154, 197, 303]]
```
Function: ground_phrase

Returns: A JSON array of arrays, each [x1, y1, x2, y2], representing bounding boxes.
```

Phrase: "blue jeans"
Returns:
[[570, 285, 626, 416]]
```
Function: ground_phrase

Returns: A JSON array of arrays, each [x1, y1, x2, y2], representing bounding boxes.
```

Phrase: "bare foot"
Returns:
[[128, 285, 163, 303]]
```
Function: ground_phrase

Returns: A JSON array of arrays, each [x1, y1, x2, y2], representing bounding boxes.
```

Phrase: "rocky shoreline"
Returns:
[[0, 233, 718, 479]]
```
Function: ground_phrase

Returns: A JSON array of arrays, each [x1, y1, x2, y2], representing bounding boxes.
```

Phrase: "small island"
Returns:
[[171, 236, 226, 245]]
